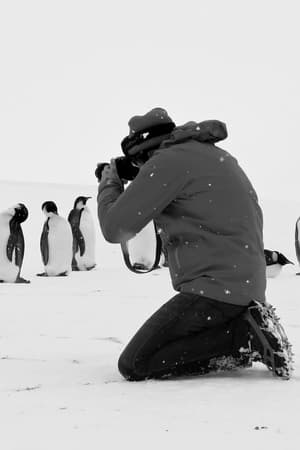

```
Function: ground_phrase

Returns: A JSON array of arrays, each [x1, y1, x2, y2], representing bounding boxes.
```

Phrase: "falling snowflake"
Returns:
[[150, 173, 154, 177], [207, 316, 212, 321], [200, 290, 205, 295], [224, 289, 231, 295], [219, 157, 225, 162]]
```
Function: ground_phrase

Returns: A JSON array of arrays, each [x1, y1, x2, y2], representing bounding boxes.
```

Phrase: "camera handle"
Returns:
[[120, 223, 162, 273]]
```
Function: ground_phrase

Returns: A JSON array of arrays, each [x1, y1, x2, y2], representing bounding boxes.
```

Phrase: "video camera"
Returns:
[[95, 156, 140, 182], [95, 119, 175, 183]]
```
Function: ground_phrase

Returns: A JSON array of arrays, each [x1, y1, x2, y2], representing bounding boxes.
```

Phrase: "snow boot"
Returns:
[[243, 301, 293, 379]]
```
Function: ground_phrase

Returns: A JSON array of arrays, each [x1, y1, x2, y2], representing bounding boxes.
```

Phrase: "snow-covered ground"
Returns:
[[0, 180, 300, 450]]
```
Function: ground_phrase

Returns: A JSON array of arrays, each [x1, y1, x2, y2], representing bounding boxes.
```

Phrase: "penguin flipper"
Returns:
[[75, 228, 85, 257], [40, 220, 49, 266], [6, 233, 16, 263], [7, 219, 25, 271], [14, 226, 25, 270], [68, 209, 85, 257]]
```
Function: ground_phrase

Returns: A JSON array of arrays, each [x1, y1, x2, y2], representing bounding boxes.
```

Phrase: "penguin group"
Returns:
[[0, 196, 96, 283], [1, 197, 300, 282]]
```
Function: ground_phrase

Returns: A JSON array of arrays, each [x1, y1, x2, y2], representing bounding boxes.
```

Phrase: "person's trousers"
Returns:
[[118, 292, 250, 381]]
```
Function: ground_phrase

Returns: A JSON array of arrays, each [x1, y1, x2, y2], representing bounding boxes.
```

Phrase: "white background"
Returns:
[[0, 0, 299, 200]]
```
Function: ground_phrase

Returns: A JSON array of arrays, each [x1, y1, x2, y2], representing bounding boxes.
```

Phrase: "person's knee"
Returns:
[[118, 351, 147, 381]]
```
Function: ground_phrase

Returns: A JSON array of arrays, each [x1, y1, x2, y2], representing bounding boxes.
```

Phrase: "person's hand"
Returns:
[[98, 159, 124, 190]]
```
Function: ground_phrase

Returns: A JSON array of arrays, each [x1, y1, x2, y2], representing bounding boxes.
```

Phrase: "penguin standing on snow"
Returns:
[[0, 203, 30, 283], [264, 249, 294, 278], [68, 196, 96, 271], [37, 201, 73, 277], [295, 217, 300, 275]]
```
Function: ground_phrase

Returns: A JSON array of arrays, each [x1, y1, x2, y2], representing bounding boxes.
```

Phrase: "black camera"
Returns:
[[95, 156, 140, 182]]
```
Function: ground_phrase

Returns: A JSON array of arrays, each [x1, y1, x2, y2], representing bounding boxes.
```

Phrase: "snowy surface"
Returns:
[[1, 180, 300, 450]]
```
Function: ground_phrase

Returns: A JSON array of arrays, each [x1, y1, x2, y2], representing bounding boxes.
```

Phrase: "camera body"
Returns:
[[95, 156, 140, 182]]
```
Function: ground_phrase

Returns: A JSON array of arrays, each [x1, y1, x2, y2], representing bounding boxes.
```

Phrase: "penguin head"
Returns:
[[264, 250, 278, 265], [264, 249, 294, 267], [74, 196, 92, 210], [13, 203, 29, 223], [42, 201, 58, 217]]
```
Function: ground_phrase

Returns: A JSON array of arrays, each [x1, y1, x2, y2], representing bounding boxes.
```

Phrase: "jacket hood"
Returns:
[[162, 120, 228, 147]]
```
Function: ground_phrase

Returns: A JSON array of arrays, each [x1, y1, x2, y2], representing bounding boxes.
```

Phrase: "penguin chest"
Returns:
[[0, 217, 11, 261], [78, 211, 95, 253], [266, 264, 282, 278], [47, 218, 73, 268]]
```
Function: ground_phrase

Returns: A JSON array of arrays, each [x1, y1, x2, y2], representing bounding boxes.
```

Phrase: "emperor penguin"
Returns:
[[264, 249, 294, 278], [0, 203, 30, 283], [295, 217, 300, 275], [68, 196, 96, 271], [37, 201, 73, 277]]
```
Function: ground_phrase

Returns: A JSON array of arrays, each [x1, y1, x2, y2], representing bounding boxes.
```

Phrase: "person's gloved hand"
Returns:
[[98, 159, 125, 190], [95, 163, 109, 182]]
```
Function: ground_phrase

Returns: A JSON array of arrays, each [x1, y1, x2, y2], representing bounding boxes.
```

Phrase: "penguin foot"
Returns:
[[86, 264, 96, 271], [36, 272, 48, 277], [57, 271, 68, 277], [72, 266, 80, 271], [16, 277, 31, 284], [296, 272, 300, 276]]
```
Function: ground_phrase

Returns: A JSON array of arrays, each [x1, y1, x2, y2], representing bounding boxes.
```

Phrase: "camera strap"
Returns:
[[120, 223, 162, 274]]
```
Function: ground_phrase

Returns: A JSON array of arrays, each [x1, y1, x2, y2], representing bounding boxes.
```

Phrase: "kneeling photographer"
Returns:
[[96, 107, 292, 381]]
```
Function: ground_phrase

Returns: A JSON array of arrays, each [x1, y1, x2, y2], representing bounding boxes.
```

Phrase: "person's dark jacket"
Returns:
[[97, 121, 266, 306]]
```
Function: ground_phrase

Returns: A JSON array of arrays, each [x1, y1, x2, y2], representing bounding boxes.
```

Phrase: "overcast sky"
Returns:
[[0, 0, 299, 201]]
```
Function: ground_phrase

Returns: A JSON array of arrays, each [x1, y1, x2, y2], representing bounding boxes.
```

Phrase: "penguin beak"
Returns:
[[280, 256, 294, 265]]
